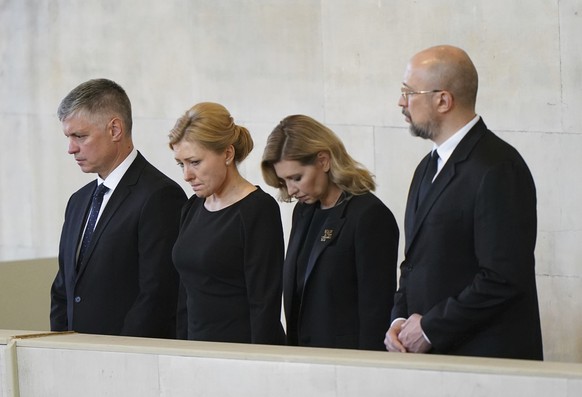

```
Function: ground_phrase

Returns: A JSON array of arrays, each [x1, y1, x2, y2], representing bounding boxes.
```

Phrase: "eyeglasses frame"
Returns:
[[400, 88, 444, 101]]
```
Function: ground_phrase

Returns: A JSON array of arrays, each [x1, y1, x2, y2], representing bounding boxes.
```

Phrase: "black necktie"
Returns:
[[77, 183, 109, 268], [417, 150, 439, 208]]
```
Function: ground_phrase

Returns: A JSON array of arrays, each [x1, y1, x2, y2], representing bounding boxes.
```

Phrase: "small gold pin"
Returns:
[[321, 229, 333, 242]]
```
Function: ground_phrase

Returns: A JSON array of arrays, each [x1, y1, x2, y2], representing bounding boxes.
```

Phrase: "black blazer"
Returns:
[[50, 152, 187, 337], [392, 118, 543, 360], [285, 192, 399, 350]]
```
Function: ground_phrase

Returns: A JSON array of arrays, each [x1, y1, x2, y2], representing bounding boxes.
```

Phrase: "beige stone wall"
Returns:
[[1, 1, 581, 362], [0, 258, 57, 331]]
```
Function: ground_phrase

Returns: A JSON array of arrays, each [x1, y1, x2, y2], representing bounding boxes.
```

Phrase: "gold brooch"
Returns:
[[321, 229, 333, 242]]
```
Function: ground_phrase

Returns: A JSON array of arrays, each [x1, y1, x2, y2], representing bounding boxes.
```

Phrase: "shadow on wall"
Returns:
[[0, 258, 57, 331]]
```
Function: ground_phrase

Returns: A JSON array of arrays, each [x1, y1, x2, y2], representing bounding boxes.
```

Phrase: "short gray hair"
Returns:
[[57, 78, 133, 134]]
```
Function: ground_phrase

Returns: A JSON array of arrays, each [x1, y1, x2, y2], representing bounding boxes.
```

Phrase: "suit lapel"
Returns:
[[76, 153, 146, 279], [283, 198, 350, 318], [303, 199, 349, 285], [405, 120, 487, 254], [406, 161, 455, 252], [283, 204, 315, 317], [404, 154, 429, 252], [69, 186, 95, 278]]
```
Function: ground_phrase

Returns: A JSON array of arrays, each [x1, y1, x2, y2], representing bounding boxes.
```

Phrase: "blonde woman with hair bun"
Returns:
[[170, 102, 285, 345]]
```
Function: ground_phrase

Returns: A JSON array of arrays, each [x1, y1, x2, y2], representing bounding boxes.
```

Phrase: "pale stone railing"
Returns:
[[1, 330, 581, 397]]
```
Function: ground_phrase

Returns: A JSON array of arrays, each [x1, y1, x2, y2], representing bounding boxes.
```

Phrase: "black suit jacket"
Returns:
[[50, 152, 187, 337], [392, 118, 543, 360], [285, 193, 399, 350]]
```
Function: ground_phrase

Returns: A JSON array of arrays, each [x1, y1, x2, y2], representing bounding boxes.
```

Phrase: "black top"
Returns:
[[284, 192, 399, 350], [173, 187, 285, 345], [296, 204, 343, 296], [291, 203, 345, 342]]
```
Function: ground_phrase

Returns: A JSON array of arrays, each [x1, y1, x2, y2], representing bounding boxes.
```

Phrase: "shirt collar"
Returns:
[[433, 114, 480, 163], [97, 148, 138, 191]]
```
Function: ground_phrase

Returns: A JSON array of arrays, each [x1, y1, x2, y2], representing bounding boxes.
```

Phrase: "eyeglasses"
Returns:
[[400, 87, 443, 101]]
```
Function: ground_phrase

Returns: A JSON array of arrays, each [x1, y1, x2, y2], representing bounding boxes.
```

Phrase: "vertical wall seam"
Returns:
[[5, 337, 20, 397], [557, 0, 564, 132]]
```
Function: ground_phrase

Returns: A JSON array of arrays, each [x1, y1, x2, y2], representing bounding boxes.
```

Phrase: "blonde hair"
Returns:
[[168, 102, 253, 162], [261, 115, 375, 201]]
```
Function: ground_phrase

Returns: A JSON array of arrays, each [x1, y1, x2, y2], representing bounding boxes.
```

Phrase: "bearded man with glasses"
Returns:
[[384, 45, 543, 360]]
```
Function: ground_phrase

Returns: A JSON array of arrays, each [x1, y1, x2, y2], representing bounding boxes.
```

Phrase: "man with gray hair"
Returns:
[[50, 78, 186, 337]]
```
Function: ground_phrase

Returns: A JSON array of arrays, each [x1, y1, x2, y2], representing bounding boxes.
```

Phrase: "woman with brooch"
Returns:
[[261, 115, 399, 350]]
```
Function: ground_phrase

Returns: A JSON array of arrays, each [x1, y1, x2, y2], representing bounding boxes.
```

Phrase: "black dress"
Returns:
[[173, 187, 285, 344]]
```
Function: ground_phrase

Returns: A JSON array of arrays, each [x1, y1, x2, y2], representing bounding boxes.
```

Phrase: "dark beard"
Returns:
[[409, 123, 432, 140], [409, 119, 439, 141]]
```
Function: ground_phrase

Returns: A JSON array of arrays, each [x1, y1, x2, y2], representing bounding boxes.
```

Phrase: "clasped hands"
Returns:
[[384, 313, 432, 353]]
